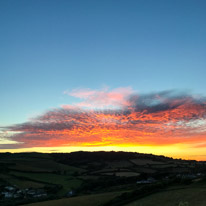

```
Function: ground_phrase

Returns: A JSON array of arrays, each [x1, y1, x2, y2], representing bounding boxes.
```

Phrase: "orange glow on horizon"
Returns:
[[1, 144, 206, 161]]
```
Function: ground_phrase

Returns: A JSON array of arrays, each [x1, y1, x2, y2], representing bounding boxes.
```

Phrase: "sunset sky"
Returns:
[[1, 0, 206, 160]]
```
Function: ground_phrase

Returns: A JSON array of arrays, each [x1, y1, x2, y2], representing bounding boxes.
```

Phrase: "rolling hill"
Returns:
[[0, 151, 205, 206]]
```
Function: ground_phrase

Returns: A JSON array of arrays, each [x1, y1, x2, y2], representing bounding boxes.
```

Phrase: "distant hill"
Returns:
[[50, 151, 195, 163]]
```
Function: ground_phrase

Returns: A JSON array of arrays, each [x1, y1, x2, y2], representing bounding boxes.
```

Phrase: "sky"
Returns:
[[0, 0, 206, 160]]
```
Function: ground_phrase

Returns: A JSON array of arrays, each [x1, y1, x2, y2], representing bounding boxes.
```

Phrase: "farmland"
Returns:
[[0, 151, 206, 206], [23, 191, 124, 206], [10, 171, 82, 195], [125, 183, 206, 206]]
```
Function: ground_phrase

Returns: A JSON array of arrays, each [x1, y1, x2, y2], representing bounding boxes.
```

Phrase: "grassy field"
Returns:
[[125, 184, 206, 206], [22, 191, 123, 206], [10, 171, 82, 195], [21, 183, 206, 206], [0, 173, 45, 189], [151, 164, 177, 169], [9, 160, 81, 173], [106, 160, 133, 168], [130, 159, 164, 166], [134, 168, 156, 174], [0, 154, 85, 194], [103, 172, 140, 177], [0, 153, 85, 174], [7, 159, 84, 174]]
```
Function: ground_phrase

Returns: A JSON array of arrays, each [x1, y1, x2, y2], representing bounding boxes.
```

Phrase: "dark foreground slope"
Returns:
[[23, 181, 206, 206]]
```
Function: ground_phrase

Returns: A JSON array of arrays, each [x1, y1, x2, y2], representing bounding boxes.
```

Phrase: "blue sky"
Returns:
[[1, 0, 206, 126]]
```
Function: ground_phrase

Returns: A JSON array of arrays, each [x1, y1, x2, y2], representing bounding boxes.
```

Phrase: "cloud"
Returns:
[[63, 87, 134, 109], [1, 88, 206, 149]]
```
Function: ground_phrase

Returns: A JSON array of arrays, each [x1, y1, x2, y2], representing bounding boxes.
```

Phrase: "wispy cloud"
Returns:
[[1, 88, 206, 149], [63, 87, 134, 109]]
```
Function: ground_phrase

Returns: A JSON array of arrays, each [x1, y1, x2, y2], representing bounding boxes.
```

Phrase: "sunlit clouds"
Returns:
[[1, 87, 206, 159], [63, 87, 134, 109]]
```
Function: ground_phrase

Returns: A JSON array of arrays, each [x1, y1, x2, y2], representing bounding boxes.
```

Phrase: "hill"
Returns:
[[0, 151, 205, 205]]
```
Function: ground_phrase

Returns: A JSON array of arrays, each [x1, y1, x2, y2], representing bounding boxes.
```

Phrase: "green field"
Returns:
[[21, 183, 206, 206], [0, 153, 85, 174], [22, 191, 123, 206], [0, 173, 45, 189], [125, 184, 206, 206], [9, 160, 83, 173], [106, 160, 133, 168], [10, 171, 82, 195], [130, 159, 164, 166], [104, 172, 140, 177], [0, 154, 84, 194]]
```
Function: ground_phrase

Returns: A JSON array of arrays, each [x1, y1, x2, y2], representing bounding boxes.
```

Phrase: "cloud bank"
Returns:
[[1, 88, 206, 149]]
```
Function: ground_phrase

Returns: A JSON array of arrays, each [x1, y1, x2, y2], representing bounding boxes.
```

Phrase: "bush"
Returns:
[[178, 201, 189, 206]]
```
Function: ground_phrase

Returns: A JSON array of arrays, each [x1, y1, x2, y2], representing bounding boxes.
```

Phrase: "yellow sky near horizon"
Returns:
[[1, 144, 205, 161]]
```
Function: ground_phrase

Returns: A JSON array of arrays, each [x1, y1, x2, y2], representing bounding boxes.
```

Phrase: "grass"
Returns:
[[106, 160, 133, 168], [134, 168, 156, 174], [130, 159, 164, 166], [22, 191, 124, 206], [7, 179, 45, 189], [125, 184, 206, 206], [1, 153, 85, 195], [78, 175, 100, 180], [0, 153, 85, 174], [115, 172, 140, 177], [8, 159, 84, 173], [151, 164, 177, 169], [10, 171, 82, 195], [103, 172, 140, 177], [0, 173, 45, 189]]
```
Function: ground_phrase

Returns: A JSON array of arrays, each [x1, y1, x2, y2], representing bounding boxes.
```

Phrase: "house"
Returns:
[[26, 189, 47, 198], [5, 186, 16, 192], [0, 186, 47, 199], [136, 177, 156, 184], [2, 191, 13, 198], [66, 190, 76, 197]]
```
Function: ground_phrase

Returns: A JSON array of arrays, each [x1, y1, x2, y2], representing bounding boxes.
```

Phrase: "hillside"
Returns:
[[23, 181, 206, 206], [0, 151, 206, 206]]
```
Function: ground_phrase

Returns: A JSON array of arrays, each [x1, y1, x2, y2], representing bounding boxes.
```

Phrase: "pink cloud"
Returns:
[[64, 87, 134, 109]]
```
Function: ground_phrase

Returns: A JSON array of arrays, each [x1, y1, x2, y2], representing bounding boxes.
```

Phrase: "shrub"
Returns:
[[178, 201, 189, 206]]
